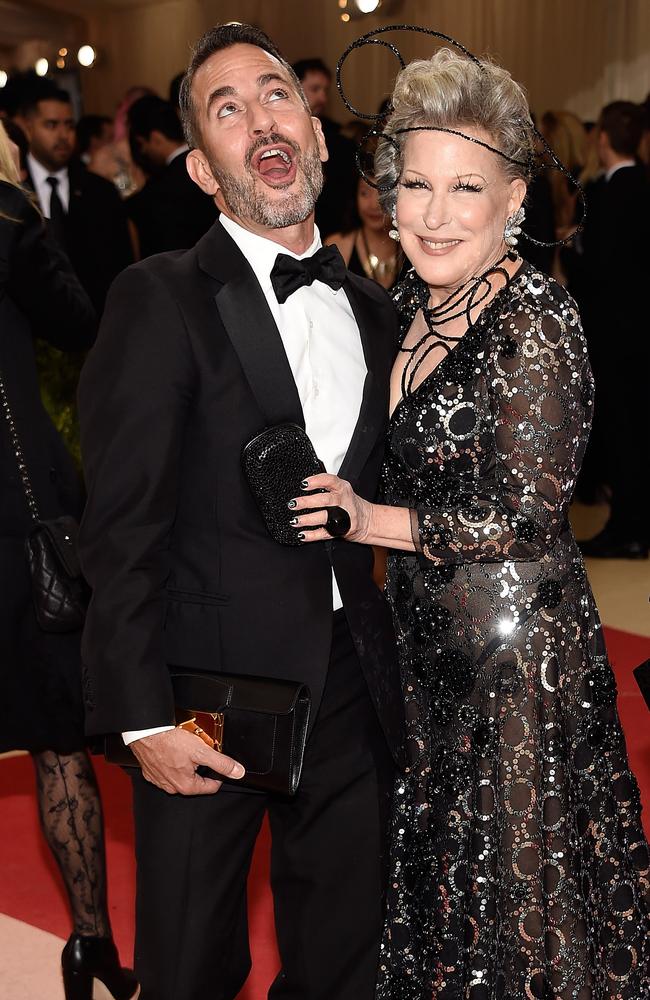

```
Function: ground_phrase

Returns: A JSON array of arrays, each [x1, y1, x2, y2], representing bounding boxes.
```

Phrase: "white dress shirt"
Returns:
[[123, 214, 367, 745], [604, 159, 636, 182], [27, 152, 70, 216], [165, 143, 189, 166]]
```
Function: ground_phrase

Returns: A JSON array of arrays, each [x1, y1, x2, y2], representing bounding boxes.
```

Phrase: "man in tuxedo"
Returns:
[[292, 57, 357, 237], [78, 22, 404, 1000], [578, 101, 650, 559], [18, 84, 132, 313], [126, 95, 217, 257]]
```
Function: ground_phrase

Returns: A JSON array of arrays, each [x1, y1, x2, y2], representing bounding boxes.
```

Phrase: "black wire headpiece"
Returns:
[[335, 24, 586, 248]]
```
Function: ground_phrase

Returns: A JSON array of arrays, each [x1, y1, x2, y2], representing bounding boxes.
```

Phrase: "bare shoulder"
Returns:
[[324, 230, 355, 265]]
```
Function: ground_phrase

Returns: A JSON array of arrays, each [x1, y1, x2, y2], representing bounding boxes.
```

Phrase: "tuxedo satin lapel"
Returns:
[[338, 277, 386, 485], [214, 260, 305, 429]]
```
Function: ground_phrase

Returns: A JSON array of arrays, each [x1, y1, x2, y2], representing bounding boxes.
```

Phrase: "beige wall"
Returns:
[[36, 0, 650, 121]]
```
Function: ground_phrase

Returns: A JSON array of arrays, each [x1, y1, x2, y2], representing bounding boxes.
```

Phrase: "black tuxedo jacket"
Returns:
[[28, 161, 133, 313], [78, 221, 406, 763], [126, 151, 218, 258], [579, 164, 650, 353]]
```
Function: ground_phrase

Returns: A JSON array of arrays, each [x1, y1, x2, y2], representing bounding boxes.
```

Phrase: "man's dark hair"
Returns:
[[18, 80, 71, 118], [599, 101, 644, 158], [179, 22, 306, 149], [292, 58, 332, 83], [128, 95, 184, 144], [76, 114, 112, 156], [169, 71, 184, 110]]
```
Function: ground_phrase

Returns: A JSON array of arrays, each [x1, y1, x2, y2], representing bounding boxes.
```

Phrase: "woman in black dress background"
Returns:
[[0, 123, 138, 1000], [291, 48, 649, 999], [326, 172, 402, 291]]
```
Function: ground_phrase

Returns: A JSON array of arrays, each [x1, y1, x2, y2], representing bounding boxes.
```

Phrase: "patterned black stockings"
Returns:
[[31, 750, 111, 938]]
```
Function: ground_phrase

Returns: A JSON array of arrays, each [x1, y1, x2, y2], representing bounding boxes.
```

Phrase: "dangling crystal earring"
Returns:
[[389, 209, 400, 242], [504, 205, 525, 248]]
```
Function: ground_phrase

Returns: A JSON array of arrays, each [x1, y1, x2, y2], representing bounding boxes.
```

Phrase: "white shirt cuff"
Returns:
[[122, 725, 175, 746]]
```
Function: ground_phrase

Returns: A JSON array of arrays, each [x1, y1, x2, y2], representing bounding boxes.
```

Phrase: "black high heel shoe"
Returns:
[[61, 934, 140, 1000]]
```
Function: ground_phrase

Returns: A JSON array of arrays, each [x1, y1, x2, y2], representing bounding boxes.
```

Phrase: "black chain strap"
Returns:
[[0, 368, 41, 523]]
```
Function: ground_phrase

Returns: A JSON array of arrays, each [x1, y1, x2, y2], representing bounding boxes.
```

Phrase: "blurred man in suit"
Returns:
[[579, 101, 650, 559], [292, 58, 357, 237], [18, 84, 132, 313], [127, 95, 217, 257], [76, 113, 114, 166]]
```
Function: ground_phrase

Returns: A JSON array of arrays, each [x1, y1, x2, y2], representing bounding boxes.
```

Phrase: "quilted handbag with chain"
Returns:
[[0, 367, 89, 633]]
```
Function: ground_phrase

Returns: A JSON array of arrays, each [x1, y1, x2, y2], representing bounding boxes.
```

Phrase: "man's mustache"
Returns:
[[245, 132, 300, 169]]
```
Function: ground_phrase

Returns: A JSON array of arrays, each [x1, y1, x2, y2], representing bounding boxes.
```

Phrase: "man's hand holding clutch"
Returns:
[[130, 728, 245, 795]]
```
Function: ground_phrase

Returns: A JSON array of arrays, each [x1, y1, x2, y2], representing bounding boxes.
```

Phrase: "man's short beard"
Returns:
[[208, 140, 324, 229]]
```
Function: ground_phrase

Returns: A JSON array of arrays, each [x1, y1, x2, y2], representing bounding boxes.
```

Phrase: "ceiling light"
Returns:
[[0, 70, 7, 88], [35, 58, 49, 77], [59, 47, 68, 57], [78, 45, 96, 68], [340, 0, 388, 20]]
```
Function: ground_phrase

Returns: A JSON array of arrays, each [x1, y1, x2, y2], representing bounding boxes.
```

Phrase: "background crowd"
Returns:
[[1, 56, 649, 557], [0, 18, 649, 998]]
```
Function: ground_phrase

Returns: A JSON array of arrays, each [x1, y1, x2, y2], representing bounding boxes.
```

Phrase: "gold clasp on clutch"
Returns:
[[176, 709, 225, 753]]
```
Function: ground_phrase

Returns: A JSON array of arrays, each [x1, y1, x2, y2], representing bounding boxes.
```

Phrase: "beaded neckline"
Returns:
[[389, 258, 529, 423], [397, 252, 515, 401]]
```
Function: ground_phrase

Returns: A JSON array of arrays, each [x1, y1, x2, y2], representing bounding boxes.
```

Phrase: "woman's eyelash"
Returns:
[[453, 181, 483, 192], [402, 179, 484, 193]]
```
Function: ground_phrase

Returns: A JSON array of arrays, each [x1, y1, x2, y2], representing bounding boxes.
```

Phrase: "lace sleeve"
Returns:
[[411, 288, 593, 564]]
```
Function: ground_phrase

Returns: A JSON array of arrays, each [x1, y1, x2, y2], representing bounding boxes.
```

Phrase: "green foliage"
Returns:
[[35, 339, 85, 470]]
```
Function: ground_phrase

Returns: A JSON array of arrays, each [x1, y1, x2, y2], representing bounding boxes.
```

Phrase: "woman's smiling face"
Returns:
[[395, 127, 526, 294]]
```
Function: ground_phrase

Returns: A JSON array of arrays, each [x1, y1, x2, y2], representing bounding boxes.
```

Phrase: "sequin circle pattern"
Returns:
[[377, 262, 650, 999]]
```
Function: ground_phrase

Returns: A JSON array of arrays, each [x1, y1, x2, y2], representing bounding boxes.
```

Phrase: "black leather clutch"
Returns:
[[242, 422, 327, 545], [105, 669, 311, 796]]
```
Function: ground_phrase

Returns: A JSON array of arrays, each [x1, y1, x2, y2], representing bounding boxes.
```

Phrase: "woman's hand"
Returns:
[[288, 473, 373, 543]]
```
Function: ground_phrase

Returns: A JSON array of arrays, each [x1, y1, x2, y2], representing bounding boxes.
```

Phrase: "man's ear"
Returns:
[[597, 127, 609, 156], [149, 129, 166, 153], [312, 116, 329, 164], [186, 148, 219, 197]]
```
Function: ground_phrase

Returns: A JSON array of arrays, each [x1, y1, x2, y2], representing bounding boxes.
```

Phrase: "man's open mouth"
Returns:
[[250, 144, 298, 186]]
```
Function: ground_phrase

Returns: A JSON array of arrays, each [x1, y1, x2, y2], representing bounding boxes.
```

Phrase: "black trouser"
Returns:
[[131, 611, 396, 1000]]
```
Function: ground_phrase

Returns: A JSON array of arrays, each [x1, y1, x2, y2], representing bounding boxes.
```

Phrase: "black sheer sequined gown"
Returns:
[[377, 262, 650, 999]]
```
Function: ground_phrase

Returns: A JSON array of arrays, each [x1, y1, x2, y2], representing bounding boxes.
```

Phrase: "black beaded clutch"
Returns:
[[242, 423, 326, 545]]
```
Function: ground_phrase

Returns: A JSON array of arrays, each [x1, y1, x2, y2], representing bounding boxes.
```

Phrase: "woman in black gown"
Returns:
[[290, 48, 649, 999], [326, 173, 402, 291], [0, 124, 138, 1000]]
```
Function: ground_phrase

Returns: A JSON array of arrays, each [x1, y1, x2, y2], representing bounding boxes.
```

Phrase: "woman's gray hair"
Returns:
[[375, 48, 535, 214]]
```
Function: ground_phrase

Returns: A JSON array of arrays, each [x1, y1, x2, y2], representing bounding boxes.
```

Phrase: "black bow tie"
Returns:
[[270, 244, 346, 304]]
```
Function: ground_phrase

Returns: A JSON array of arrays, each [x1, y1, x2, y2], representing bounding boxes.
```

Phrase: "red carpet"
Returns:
[[1, 625, 648, 997]]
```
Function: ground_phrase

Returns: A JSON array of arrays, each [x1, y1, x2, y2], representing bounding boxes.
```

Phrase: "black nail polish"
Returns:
[[287, 499, 297, 509], [297, 532, 305, 541], [290, 517, 298, 526], [300, 480, 309, 489]]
